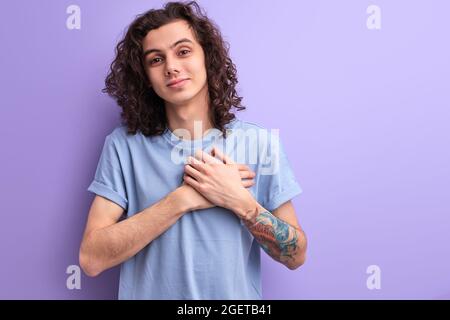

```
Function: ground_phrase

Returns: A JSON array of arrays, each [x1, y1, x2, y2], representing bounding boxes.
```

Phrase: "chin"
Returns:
[[166, 97, 192, 107], [165, 91, 199, 105]]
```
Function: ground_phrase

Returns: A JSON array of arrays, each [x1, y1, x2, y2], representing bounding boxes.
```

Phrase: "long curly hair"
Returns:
[[102, 1, 245, 137]]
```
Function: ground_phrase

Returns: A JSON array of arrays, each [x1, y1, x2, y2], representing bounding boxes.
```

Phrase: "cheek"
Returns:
[[191, 60, 208, 81], [189, 54, 206, 72], [148, 70, 159, 83], [148, 71, 165, 89]]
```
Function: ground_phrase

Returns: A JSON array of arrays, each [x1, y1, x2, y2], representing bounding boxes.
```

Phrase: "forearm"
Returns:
[[243, 209, 307, 270], [180, 155, 307, 269], [80, 188, 189, 276]]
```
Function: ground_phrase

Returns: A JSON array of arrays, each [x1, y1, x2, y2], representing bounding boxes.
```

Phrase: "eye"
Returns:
[[179, 49, 191, 55], [150, 57, 162, 65], [148, 49, 190, 66]]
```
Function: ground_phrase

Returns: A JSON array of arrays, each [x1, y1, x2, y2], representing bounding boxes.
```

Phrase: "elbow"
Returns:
[[287, 231, 307, 270], [79, 248, 102, 278], [287, 254, 306, 270], [287, 260, 305, 271]]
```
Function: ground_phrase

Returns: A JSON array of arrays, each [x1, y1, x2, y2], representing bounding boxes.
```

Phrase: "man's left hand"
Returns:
[[183, 147, 260, 221]]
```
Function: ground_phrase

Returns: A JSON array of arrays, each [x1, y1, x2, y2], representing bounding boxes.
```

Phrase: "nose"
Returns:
[[164, 55, 181, 77]]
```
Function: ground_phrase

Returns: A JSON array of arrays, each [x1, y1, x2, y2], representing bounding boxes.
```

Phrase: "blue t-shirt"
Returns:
[[87, 118, 302, 299]]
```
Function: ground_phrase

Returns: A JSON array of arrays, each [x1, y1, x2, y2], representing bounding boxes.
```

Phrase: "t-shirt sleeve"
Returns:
[[87, 134, 128, 211], [257, 133, 302, 212]]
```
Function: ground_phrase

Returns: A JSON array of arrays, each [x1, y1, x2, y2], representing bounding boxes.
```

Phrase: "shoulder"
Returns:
[[229, 118, 280, 145], [105, 125, 143, 145], [99, 125, 142, 155], [229, 118, 267, 132], [107, 125, 129, 141]]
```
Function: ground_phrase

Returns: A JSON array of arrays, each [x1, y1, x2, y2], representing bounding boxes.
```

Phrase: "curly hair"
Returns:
[[102, 1, 245, 137]]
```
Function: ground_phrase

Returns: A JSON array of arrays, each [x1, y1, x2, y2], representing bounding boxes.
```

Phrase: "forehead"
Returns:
[[142, 19, 198, 50]]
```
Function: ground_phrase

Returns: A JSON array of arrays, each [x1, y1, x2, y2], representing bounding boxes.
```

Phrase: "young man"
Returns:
[[80, 1, 307, 299]]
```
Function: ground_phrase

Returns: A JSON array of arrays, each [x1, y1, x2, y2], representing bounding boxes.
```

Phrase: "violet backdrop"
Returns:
[[0, 0, 449, 299]]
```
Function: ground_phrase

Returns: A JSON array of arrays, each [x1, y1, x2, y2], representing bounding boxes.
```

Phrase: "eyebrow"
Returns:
[[143, 38, 194, 58]]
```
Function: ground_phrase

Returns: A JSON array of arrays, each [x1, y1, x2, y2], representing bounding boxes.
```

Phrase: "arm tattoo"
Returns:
[[245, 211, 302, 266]]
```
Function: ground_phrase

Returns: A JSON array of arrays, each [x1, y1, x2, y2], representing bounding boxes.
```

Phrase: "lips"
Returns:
[[167, 78, 189, 87]]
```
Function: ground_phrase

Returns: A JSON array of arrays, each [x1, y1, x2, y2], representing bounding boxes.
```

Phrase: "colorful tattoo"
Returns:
[[245, 211, 301, 266]]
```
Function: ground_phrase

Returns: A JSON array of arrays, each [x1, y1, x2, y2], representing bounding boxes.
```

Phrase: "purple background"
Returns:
[[1, 0, 449, 299]]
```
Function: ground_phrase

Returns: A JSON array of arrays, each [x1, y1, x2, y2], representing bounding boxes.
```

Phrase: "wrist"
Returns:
[[171, 186, 194, 213], [240, 202, 269, 227], [231, 189, 259, 221]]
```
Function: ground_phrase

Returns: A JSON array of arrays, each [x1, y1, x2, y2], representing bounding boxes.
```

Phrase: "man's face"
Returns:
[[142, 19, 208, 106]]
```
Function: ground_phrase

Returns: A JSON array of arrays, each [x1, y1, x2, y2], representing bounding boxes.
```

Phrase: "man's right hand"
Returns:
[[178, 161, 256, 211]]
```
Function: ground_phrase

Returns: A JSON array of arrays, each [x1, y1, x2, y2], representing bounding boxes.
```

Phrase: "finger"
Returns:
[[237, 164, 256, 179], [237, 164, 250, 171], [184, 164, 203, 180], [192, 150, 205, 163], [187, 155, 203, 164], [237, 163, 250, 171], [211, 146, 234, 164], [183, 174, 201, 190], [239, 170, 256, 179], [241, 179, 255, 188], [187, 156, 208, 173], [194, 149, 221, 164]]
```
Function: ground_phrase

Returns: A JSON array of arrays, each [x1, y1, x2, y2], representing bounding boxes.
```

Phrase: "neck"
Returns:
[[165, 84, 213, 140]]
